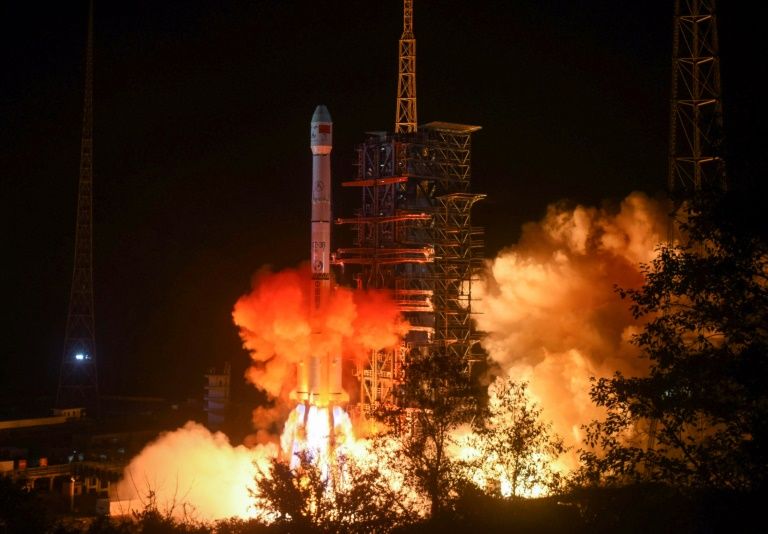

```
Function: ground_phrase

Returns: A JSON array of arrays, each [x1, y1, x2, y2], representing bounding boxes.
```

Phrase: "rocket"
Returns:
[[309, 105, 332, 315], [293, 105, 346, 406]]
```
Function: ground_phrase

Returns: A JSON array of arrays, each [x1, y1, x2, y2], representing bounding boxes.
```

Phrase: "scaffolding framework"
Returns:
[[335, 124, 484, 413], [433, 192, 485, 371]]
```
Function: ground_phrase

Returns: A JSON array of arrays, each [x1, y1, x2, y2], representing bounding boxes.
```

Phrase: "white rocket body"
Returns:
[[310, 105, 332, 314], [294, 105, 345, 405]]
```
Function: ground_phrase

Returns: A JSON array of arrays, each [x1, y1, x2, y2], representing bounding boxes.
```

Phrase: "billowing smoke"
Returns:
[[113, 264, 408, 520], [476, 192, 669, 457], [113, 422, 276, 521], [113, 195, 664, 518], [232, 264, 408, 419]]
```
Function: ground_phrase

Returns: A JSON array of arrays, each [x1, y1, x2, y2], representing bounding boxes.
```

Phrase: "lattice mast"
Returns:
[[649, 0, 727, 450], [668, 0, 727, 197], [57, 1, 99, 414], [395, 0, 417, 134]]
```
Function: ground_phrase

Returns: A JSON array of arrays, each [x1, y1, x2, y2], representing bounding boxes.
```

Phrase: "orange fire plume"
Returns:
[[234, 264, 407, 488], [112, 264, 407, 521]]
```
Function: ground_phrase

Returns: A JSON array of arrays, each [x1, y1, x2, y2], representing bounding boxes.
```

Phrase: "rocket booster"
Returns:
[[293, 105, 345, 406]]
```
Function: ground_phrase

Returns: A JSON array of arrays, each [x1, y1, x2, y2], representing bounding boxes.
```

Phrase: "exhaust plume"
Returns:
[[232, 264, 407, 410], [476, 192, 668, 456], [113, 264, 408, 520], [113, 422, 276, 520]]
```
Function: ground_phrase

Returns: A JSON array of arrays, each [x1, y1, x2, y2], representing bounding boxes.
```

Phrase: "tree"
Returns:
[[0, 476, 53, 533], [579, 191, 768, 490], [126, 489, 209, 534], [465, 378, 567, 498], [251, 451, 414, 533], [377, 351, 479, 519]]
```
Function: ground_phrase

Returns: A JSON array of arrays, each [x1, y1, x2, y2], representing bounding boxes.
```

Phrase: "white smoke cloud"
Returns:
[[113, 421, 277, 521], [476, 192, 668, 457]]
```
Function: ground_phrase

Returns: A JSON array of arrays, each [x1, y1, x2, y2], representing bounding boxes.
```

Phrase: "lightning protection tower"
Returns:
[[57, 1, 99, 415], [668, 0, 727, 198], [395, 0, 417, 134]]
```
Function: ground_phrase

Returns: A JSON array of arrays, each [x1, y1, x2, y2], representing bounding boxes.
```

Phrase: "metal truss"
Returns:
[[432, 193, 486, 372], [58, 2, 99, 415], [668, 0, 727, 196], [336, 0, 484, 414], [396, 0, 417, 134], [336, 123, 484, 413]]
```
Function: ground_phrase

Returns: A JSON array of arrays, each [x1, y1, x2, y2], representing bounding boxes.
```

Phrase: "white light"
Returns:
[[75, 353, 85, 361]]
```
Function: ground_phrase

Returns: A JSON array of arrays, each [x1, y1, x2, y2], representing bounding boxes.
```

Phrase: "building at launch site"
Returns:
[[334, 0, 487, 414]]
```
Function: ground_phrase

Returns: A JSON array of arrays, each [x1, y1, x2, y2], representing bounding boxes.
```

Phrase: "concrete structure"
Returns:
[[204, 363, 231, 429]]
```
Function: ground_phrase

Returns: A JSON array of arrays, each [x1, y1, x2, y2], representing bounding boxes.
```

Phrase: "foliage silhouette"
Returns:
[[251, 450, 414, 533], [579, 190, 768, 490], [376, 350, 479, 519], [465, 378, 567, 498]]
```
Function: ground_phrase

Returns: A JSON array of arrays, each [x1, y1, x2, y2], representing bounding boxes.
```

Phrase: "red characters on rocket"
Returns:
[[293, 105, 346, 406]]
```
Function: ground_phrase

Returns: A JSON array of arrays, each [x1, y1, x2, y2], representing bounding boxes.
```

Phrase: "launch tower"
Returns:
[[335, 0, 485, 413]]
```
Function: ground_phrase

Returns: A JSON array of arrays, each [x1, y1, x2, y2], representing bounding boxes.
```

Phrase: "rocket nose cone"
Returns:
[[312, 105, 332, 124]]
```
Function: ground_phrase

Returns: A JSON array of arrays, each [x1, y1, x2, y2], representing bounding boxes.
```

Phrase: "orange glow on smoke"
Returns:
[[232, 264, 407, 408], [113, 422, 275, 520], [230, 264, 407, 502], [476, 192, 669, 465], [114, 264, 409, 522], [113, 193, 669, 521]]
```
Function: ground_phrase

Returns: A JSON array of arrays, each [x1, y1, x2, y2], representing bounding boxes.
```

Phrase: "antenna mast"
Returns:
[[395, 0, 417, 133], [57, 1, 99, 414]]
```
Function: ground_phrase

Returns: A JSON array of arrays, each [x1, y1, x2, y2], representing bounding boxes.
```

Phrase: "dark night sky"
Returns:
[[3, 1, 767, 402]]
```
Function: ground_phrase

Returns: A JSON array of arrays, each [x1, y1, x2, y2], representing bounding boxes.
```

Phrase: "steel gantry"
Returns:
[[335, 123, 485, 414]]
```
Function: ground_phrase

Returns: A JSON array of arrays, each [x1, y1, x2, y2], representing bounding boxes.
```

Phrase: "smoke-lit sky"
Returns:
[[4, 1, 767, 401]]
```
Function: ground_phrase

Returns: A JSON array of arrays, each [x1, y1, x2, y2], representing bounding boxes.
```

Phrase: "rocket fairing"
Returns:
[[293, 105, 346, 406]]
